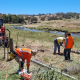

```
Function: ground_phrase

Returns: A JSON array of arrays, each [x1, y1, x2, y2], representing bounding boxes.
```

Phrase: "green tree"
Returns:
[[7, 14, 12, 23], [18, 15, 24, 23], [0, 14, 8, 23], [76, 14, 79, 19], [11, 15, 17, 23]]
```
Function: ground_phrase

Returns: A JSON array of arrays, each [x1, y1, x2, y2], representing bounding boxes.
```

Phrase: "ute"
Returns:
[[0, 18, 13, 59]]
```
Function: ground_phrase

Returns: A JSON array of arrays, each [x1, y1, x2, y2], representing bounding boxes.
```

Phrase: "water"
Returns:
[[12, 26, 44, 32], [12, 26, 80, 37]]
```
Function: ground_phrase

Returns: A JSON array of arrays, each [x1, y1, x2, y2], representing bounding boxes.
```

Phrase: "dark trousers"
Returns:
[[64, 49, 71, 60], [15, 56, 24, 71], [54, 41, 60, 53]]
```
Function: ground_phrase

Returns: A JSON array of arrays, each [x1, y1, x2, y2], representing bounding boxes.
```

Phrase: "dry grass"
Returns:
[[0, 19, 80, 79], [23, 19, 80, 28], [23, 19, 80, 32]]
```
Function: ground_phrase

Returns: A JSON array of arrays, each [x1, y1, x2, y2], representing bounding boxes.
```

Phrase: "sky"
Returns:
[[0, 0, 80, 15]]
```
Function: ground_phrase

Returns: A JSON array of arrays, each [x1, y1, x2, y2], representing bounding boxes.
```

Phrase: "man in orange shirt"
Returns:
[[63, 33, 74, 60], [9, 48, 37, 73]]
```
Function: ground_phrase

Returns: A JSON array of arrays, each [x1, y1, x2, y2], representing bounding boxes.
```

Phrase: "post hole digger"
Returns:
[[0, 18, 14, 60]]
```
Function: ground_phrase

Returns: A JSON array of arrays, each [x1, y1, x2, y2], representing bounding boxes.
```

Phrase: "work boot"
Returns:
[[58, 52, 60, 54], [6, 58, 12, 62], [65, 58, 68, 60], [53, 53, 56, 55], [63, 58, 68, 61]]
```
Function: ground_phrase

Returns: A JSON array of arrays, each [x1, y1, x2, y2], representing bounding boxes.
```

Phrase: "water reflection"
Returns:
[[12, 26, 80, 37]]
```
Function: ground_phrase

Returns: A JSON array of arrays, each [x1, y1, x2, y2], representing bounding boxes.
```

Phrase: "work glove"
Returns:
[[59, 42, 62, 46]]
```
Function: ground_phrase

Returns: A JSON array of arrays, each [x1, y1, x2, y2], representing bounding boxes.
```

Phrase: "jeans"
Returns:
[[64, 49, 71, 60], [53, 41, 60, 53]]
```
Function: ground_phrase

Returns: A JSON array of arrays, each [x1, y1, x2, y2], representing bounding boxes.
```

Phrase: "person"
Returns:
[[63, 33, 74, 60], [53, 37, 65, 55], [9, 48, 38, 73]]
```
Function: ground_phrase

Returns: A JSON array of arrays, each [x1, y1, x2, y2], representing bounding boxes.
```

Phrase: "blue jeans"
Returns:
[[64, 49, 71, 60], [53, 41, 60, 53]]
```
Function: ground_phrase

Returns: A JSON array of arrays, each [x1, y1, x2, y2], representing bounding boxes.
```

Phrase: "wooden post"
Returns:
[[9, 38, 14, 52]]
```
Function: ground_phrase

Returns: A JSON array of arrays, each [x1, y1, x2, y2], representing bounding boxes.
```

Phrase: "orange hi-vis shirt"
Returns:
[[15, 48, 32, 69], [65, 36, 74, 49]]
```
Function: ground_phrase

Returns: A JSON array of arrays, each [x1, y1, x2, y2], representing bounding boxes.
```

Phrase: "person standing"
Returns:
[[53, 37, 65, 55], [63, 33, 74, 60]]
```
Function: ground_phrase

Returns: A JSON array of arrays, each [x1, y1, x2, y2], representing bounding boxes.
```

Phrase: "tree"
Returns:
[[31, 17, 38, 23], [7, 14, 12, 23], [40, 16, 46, 21], [18, 15, 24, 23], [0, 14, 8, 23], [76, 14, 79, 19], [11, 15, 17, 23], [25, 16, 31, 23]]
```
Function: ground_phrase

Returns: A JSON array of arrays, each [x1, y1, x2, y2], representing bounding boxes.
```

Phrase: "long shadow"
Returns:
[[0, 57, 5, 60], [58, 53, 64, 56], [9, 72, 24, 80], [53, 53, 64, 56], [9, 72, 18, 76]]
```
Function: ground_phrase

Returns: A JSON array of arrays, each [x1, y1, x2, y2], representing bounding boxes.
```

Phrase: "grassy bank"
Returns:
[[6, 26, 80, 50], [4, 23, 23, 27]]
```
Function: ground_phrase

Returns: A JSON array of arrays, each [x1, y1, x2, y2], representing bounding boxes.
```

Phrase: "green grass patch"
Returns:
[[4, 23, 23, 27]]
